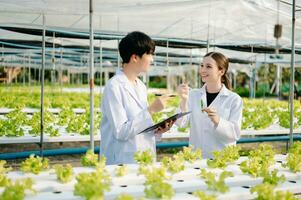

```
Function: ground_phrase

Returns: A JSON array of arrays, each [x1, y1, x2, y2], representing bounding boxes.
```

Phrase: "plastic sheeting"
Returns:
[[0, 0, 300, 44], [0, 0, 301, 69]]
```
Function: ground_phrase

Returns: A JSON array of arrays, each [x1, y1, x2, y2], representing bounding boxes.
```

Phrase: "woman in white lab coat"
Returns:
[[100, 31, 173, 165], [177, 52, 243, 158]]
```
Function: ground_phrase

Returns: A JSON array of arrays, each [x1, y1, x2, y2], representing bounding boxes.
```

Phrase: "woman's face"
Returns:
[[199, 56, 224, 84]]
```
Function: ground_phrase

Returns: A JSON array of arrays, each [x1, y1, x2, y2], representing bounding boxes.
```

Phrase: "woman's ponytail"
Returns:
[[222, 73, 232, 90]]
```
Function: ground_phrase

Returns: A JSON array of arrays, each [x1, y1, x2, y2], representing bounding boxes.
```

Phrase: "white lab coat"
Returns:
[[100, 70, 155, 165], [177, 84, 243, 158]]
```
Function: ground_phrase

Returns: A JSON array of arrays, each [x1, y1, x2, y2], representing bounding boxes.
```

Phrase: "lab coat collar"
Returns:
[[115, 69, 145, 109], [200, 84, 230, 96]]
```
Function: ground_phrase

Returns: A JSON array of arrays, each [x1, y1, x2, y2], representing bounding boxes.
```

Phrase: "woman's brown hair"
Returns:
[[203, 52, 232, 90]]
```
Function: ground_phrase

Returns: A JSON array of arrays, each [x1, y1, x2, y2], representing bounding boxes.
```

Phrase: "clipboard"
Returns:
[[138, 111, 191, 134]]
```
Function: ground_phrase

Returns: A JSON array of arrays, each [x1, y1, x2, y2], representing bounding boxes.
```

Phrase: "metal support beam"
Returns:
[[289, 0, 296, 149], [40, 14, 46, 157], [89, 0, 95, 151]]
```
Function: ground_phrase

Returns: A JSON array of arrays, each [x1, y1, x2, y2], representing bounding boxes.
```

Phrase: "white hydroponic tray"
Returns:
[[0, 108, 101, 114], [1, 129, 301, 144], [2, 154, 301, 200]]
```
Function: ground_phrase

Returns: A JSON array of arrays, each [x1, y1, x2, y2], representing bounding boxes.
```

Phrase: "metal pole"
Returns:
[[252, 64, 257, 99], [275, 0, 280, 55], [40, 14, 46, 157], [15, 66, 17, 84], [167, 40, 170, 91], [289, 0, 296, 149], [206, 0, 211, 53], [117, 40, 120, 69], [60, 47, 63, 88], [34, 63, 36, 85], [67, 68, 70, 84], [23, 54, 25, 86], [1, 44, 3, 67], [99, 40, 103, 90], [28, 55, 31, 86], [117, 15, 120, 70], [38, 68, 41, 86], [276, 64, 281, 97], [233, 71, 237, 89], [167, 40, 169, 67], [89, 0, 95, 151], [99, 15, 103, 91], [250, 65, 256, 98], [249, 46, 255, 98], [190, 15, 193, 85], [51, 32, 55, 84]]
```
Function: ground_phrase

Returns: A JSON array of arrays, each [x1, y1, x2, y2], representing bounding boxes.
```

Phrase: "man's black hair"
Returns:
[[118, 31, 155, 64]]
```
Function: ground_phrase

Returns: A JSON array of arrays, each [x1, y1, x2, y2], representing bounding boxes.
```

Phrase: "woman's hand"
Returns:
[[202, 107, 220, 126], [177, 84, 189, 112], [148, 95, 169, 114], [177, 83, 189, 100]]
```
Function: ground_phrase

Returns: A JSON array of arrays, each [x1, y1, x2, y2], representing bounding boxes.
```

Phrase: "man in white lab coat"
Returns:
[[100, 31, 173, 165]]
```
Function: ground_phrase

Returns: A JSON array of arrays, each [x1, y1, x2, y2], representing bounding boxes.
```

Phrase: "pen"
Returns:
[[155, 94, 177, 97]]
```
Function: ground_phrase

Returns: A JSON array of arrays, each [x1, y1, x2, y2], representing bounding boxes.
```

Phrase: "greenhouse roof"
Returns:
[[0, 0, 301, 69]]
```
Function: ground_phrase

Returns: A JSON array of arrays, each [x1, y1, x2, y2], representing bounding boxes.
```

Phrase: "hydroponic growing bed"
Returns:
[[1, 143, 301, 200]]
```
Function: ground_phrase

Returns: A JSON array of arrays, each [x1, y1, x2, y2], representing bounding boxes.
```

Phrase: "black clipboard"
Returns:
[[138, 111, 191, 134]]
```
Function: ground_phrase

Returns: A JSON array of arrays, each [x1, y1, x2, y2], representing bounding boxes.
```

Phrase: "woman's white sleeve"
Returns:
[[214, 97, 243, 143]]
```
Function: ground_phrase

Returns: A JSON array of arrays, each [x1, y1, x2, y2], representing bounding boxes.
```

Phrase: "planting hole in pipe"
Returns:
[[289, 180, 297, 184]]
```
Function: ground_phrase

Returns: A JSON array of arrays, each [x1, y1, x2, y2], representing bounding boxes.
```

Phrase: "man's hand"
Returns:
[[155, 120, 175, 134]]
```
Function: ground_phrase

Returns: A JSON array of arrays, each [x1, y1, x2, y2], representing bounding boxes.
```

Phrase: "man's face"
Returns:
[[135, 53, 153, 73]]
